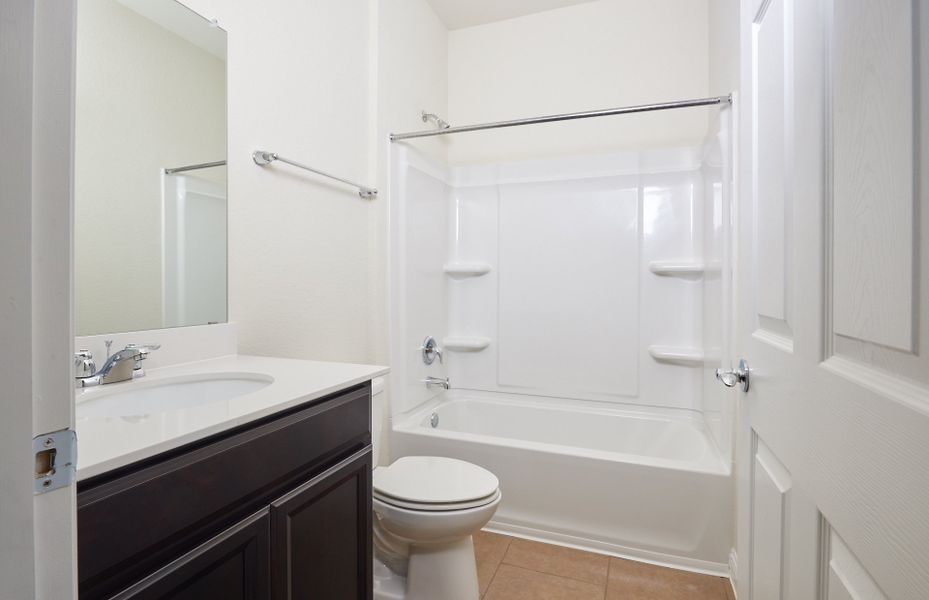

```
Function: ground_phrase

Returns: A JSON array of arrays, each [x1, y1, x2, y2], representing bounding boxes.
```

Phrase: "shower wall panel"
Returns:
[[446, 149, 705, 411]]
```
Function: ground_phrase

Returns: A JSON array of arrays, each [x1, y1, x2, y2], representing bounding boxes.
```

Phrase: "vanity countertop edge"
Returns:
[[75, 354, 389, 481]]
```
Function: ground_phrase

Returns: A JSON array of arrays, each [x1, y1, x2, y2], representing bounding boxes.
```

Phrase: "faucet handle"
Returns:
[[74, 350, 96, 378], [125, 344, 160, 370], [126, 343, 161, 355]]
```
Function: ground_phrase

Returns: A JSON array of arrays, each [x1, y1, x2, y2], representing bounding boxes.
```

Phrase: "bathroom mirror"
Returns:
[[74, 0, 227, 336]]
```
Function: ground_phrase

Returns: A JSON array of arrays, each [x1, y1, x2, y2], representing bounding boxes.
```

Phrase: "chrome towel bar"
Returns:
[[252, 150, 377, 199]]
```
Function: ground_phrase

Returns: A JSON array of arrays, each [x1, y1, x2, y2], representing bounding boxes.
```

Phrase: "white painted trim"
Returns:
[[729, 547, 739, 590], [0, 0, 39, 595], [821, 356, 929, 418], [8, 0, 77, 600], [484, 521, 730, 577]]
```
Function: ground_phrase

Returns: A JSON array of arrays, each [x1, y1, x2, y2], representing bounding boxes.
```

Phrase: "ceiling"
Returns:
[[426, 0, 597, 30]]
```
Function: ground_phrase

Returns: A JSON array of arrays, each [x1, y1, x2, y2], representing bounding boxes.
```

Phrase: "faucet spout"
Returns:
[[76, 343, 160, 387], [423, 376, 450, 390]]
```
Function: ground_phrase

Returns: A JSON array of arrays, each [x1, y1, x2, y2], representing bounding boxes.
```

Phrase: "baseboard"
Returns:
[[728, 548, 738, 597], [484, 519, 730, 577]]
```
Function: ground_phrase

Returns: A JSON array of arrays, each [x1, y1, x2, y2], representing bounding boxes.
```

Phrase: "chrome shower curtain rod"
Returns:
[[390, 95, 732, 141], [164, 160, 226, 174]]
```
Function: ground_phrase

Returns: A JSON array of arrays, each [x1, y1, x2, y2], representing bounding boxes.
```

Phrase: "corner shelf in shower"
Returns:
[[648, 345, 704, 366], [648, 261, 706, 277], [443, 262, 491, 279], [442, 336, 491, 352]]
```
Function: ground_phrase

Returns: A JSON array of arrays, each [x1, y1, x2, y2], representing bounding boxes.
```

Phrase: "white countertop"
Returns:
[[75, 355, 389, 481]]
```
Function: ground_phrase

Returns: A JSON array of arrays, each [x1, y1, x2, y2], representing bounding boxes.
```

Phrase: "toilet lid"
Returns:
[[373, 456, 499, 505]]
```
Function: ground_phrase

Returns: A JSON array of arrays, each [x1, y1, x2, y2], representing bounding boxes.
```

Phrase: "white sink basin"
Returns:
[[77, 373, 274, 418]]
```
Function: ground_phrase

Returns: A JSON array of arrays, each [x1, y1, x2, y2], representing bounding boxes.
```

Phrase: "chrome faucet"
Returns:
[[75, 344, 160, 388], [423, 376, 449, 390]]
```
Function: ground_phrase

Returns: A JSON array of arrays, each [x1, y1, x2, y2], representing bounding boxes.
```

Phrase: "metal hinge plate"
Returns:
[[33, 429, 77, 494]]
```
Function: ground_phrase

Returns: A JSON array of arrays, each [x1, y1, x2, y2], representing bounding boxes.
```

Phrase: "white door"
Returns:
[[0, 1, 79, 599], [735, 0, 929, 598]]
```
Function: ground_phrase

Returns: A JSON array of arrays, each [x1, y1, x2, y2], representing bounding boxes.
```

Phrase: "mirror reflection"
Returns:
[[75, 0, 227, 336]]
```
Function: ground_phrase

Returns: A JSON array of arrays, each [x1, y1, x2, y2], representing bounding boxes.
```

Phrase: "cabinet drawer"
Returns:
[[78, 383, 370, 599]]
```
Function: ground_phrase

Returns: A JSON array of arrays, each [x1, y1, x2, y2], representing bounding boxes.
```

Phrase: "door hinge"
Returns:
[[33, 429, 77, 494]]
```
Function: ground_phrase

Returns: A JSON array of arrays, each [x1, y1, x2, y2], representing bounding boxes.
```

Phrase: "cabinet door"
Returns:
[[271, 447, 372, 600], [111, 510, 270, 600]]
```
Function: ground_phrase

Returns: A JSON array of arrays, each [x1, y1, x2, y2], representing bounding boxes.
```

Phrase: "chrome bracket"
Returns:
[[34, 429, 77, 494]]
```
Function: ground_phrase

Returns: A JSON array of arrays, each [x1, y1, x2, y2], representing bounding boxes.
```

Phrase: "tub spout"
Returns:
[[423, 376, 449, 390]]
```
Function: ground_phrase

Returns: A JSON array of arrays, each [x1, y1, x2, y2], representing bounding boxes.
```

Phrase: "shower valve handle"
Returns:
[[421, 336, 443, 365]]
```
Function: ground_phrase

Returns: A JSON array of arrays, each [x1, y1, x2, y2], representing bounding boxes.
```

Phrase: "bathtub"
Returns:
[[391, 390, 732, 574]]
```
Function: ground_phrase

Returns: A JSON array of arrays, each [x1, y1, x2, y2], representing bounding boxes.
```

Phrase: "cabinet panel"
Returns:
[[78, 384, 371, 600], [271, 448, 372, 600], [111, 510, 270, 600]]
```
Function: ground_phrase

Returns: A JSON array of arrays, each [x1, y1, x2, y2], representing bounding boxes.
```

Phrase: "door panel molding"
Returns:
[[829, 0, 917, 354], [825, 0, 929, 390], [752, 0, 795, 345], [821, 524, 889, 600], [749, 435, 791, 600]]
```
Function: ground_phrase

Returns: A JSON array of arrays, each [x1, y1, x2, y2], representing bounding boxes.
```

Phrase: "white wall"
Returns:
[[446, 0, 711, 165], [75, 0, 226, 336], [375, 0, 450, 365], [168, 0, 448, 367], [708, 0, 740, 99], [173, 0, 373, 364]]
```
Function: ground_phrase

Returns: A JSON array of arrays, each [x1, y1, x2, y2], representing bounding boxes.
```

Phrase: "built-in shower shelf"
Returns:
[[443, 263, 492, 279], [648, 345, 704, 366], [648, 261, 706, 277], [443, 336, 491, 352]]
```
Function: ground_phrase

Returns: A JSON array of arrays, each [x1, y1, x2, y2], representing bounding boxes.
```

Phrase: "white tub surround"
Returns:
[[76, 355, 388, 480], [392, 391, 731, 574], [389, 129, 735, 574]]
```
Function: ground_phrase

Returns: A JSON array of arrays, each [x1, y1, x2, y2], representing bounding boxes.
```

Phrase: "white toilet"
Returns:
[[371, 380, 501, 600]]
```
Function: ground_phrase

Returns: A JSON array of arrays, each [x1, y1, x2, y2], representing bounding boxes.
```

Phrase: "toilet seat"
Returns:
[[374, 456, 499, 511], [374, 488, 501, 512]]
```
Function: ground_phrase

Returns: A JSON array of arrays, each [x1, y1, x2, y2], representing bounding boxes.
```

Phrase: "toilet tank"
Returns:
[[371, 377, 386, 466]]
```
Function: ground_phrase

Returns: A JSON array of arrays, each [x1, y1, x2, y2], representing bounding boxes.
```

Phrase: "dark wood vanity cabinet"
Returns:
[[78, 383, 373, 600], [110, 509, 271, 600], [271, 450, 372, 600]]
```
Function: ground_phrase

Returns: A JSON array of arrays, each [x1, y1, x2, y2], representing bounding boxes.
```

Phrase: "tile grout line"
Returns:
[[603, 556, 612, 600], [496, 562, 610, 590], [498, 540, 611, 590], [481, 536, 512, 599]]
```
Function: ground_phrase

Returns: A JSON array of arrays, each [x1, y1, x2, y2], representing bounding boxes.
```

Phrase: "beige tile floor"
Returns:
[[474, 531, 735, 600]]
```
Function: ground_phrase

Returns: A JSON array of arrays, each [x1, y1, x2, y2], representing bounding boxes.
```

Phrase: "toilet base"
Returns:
[[373, 536, 480, 600], [408, 536, 479, 600], [373, 557, 406, 600]]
